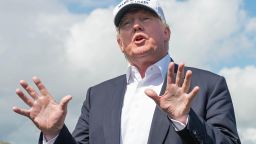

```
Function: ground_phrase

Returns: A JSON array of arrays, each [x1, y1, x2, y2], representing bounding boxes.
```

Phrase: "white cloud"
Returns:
[[219, 66, 256, 124], [159, 0, 256, 69], [5, 121, 40, 144], [0, 0, 87, 142], [240, 128, 256, 144], [65, 8, 127, 78], [62, 0, 117, 8], [219, 66, 256, 143], [244, 17, 256, 59], [246, 17, 256, 32], [0, 36, 6, 55]]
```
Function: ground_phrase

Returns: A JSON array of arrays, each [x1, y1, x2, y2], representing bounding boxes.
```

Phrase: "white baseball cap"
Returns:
[[113, 0, 166, 27]]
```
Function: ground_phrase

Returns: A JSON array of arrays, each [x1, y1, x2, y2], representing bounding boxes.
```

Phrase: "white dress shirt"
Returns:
[[44, 54, 186, 144], [121, 54, 170, 144]]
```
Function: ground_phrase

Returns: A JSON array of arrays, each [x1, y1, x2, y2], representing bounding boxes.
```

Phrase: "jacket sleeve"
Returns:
[[71, 87, 91, 143], [177, 76, 241, 144]]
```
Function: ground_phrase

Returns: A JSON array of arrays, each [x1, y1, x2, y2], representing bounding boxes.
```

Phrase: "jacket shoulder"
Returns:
[[185, 66, 223, 80], [91, 74, 126, 89]]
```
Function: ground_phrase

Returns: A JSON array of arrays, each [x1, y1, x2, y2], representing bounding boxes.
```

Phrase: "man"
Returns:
[[13, 0, 241, 143]]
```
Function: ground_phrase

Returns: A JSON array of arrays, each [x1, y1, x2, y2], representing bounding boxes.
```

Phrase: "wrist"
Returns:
[[43, 130, 60, 141], [42, 123, 64, 141], [169, 114, 188, 125]]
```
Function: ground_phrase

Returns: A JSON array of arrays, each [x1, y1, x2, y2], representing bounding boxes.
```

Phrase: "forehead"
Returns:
[[119, 8, 158, 24]]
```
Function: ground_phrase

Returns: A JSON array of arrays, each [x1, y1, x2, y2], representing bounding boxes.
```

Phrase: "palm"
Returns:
[[30, 97, 63, 133], [145, 63, 200, 123], [13, 77, 72, 136], [160, 84, 191, 119]]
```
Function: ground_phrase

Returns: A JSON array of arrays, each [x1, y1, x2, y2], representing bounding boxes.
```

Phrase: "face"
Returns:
[[117, 9, 170, 67]]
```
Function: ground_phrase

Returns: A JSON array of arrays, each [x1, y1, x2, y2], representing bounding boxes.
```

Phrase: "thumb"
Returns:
[[60, 95, 72, 111], [145, 89, 160, 104]]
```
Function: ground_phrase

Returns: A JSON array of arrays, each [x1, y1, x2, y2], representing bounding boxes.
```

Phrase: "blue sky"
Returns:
[[0, 0, 256, 143], [64, 0, 120, 13], [66, 0, 256, 17], [243, 0, 256, 16]]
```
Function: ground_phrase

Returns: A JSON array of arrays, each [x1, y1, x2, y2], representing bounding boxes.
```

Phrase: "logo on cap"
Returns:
[[118, 0, 151, 9]]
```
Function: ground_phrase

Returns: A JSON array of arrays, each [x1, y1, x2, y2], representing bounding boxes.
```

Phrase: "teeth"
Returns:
[[136, 36, 143, 41]]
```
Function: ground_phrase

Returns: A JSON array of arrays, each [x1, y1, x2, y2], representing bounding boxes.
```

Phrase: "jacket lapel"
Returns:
[[103, 75, 127, 144], [147, 62, 178, 144]]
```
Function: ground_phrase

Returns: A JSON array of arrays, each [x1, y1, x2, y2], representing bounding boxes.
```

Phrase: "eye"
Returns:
[[119, 19, 132, 28], [141, 17, 152, 22]]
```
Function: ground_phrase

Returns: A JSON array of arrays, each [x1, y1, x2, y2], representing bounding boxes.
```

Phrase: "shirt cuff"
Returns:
[[43, 134, 59, 144], [169, 116, 189, 131]]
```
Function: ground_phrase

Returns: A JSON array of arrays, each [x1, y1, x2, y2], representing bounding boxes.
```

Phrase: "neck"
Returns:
[[129, 54, 168, 78], [133, 64, 150, 78]]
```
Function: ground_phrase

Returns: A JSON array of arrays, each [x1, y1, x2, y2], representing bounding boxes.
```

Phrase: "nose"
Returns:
[[132, 19, 144, 32]]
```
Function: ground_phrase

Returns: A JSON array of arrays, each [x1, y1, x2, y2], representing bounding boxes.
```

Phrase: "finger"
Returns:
[[12, 106, 30, 117], [16, 89, 34, 107], [60, 95, 72, 111], [145, 89, 161, 105], [187, 86, 200, 102], [167, 62, 175, 86], [32, 76, 49, 96], [182, 70, 192, 93], [20, 80, 39, 100], [175, 63, 184, 87]]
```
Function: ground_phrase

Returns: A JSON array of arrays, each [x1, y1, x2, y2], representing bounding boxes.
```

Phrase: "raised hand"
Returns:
[[145, 62, 200, 124], [13, 77, 72, 139]]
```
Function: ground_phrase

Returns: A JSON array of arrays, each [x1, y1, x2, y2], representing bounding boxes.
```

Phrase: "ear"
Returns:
[[117, 34, 124, 52], [163, 26, 171, 41]]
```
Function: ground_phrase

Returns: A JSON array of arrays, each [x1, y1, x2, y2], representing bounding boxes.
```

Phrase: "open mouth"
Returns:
[[133, 34, 147, 44]]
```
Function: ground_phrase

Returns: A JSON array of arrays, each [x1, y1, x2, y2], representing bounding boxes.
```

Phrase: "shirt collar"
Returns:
[[126, 54, 171, 83]]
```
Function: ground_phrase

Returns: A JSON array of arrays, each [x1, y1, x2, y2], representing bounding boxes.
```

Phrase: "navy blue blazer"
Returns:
[[39, 65, 240, 144]]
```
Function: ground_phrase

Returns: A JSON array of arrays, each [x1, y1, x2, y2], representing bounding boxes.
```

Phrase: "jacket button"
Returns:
[[193, 130, 197, 135]]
